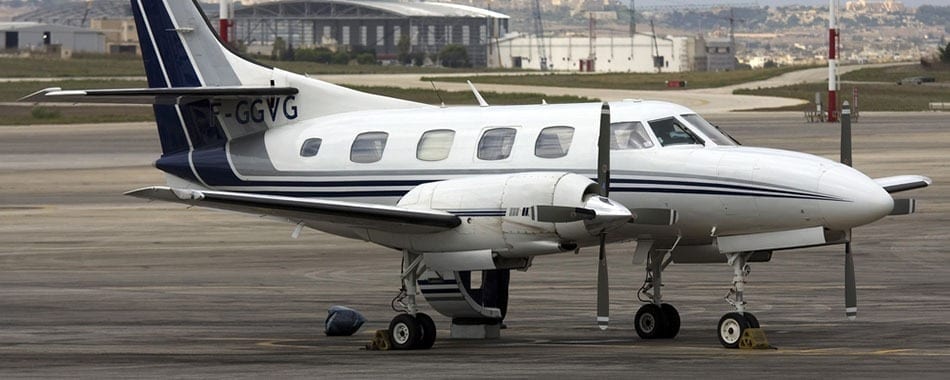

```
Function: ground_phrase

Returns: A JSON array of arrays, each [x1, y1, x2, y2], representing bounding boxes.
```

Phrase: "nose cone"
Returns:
[[819, 164, 894, 229], [584, 196, 633, 234]]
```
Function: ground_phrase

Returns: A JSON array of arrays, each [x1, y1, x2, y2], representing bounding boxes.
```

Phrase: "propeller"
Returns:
[[840, 101, 857, 321], [596, 103, 611, 330]]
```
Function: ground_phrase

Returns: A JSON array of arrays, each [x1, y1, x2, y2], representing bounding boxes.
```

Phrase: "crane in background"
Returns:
[[531, 0, 548, 71]]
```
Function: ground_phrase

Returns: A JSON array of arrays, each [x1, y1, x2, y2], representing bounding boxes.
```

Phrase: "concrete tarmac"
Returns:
[[1, 113, 948, 378]]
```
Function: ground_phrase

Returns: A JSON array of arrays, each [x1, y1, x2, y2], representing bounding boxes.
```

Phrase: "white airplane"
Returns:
[[23, 0, 931, 350]]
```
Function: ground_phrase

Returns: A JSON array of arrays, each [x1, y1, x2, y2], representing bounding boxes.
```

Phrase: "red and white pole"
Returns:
[[827, 0, 839, 122], [219, 0, 232, 45]]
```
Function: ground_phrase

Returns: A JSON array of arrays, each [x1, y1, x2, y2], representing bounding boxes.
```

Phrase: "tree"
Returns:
[[397, 35, 412, 65], [437, 44, 470, 68], [271, 37, 286, 60], [939, 42, 950, 64], [282, 42, 296, 61]]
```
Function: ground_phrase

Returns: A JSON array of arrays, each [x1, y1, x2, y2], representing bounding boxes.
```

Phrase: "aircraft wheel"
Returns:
[[414, 312, 437, 350], [744, 312, 760, 329], [634, 304, 667, 339], [718, 312, 751, 349], [389, 313, 421, 350], [660, 303, 680, 339]]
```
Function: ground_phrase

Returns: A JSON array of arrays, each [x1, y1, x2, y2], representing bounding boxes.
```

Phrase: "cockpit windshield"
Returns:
[[680, 114, 739, 146], [647, 118, 704, 147]]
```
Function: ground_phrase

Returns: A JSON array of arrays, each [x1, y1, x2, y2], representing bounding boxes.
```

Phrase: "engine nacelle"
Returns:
[[396, 172, 623, 257]]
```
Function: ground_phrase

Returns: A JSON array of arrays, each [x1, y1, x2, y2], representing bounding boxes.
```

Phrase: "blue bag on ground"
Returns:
[[325, 306, 366, 336]]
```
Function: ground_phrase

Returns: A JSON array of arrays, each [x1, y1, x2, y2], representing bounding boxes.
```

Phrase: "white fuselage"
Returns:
[[208, 100, 893, 250]]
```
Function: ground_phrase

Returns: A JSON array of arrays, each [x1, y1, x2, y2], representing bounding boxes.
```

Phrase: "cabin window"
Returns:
[[417, 129, 455, 161], [647, 118, 703, 147], [535, 126, 575, 158], [477, 128, 517, 161], [610, 122, 654, 150], [299, 138, 323, 157], [350, 132, 389, 163]]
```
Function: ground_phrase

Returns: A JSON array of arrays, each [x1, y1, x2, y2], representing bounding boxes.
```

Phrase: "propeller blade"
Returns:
[[533, 205, 595, 223], [845, 240, 857, 320], [596, 102, 611, 330], [597, 234, 609, 330], [598, 103, 611, 197], [841, 103, 857, 320], [840, 101, 852, 167]]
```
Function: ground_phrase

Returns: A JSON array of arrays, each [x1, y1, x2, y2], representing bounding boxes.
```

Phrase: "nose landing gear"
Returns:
[[717, 252, 761, 348]]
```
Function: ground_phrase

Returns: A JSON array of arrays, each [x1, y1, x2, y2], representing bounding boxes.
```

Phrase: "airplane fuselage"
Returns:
[[160, 100, 893, 252]]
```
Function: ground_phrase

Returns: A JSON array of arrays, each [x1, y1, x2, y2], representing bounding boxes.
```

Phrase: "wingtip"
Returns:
[[17, 87, 62, 102]]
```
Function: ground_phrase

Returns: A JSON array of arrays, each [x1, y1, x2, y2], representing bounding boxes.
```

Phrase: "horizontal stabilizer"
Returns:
[[19, 86, 298, 105], [874, 175, 932, 194], [126, 186, 461, 234]]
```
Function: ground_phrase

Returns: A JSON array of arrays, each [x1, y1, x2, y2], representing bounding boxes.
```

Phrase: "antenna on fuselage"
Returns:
[[467, 80, 489, 107], [429, 81, 446, 108]]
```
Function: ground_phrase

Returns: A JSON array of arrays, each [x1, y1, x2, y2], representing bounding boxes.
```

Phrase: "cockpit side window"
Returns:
[[681, 114, 738, 146], [609, 121, 654, 150], [647, 118, 703, 147]]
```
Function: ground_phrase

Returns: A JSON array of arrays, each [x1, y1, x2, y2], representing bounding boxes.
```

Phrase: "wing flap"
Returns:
[[126, 186, 461, 234], [874, 175, 932, 194], [19, 86, 298, 105]]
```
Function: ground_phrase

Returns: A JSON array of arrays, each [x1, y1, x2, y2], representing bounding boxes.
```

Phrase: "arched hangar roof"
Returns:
[[234, 0, 509, 20]]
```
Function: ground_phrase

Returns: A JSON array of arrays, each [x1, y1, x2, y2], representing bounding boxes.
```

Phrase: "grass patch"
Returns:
[[348, 85, 596, 105], [259, 59, 516, 75], [0, 55, 515, 78], [30, 106, 61, 120], [0, 105, 154, 125], [0, 56, 145, 78], [422, 66, 815, 91], [842, 64, 950, 83], [733, 83, 950, 112]]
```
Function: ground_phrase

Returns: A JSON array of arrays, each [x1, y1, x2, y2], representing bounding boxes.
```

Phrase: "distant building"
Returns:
[[0, 22, 106, 55], [703, 37, 736, 72], [231, 0, 510, 67], [490, 32, 733, 73], [89, 18, 140, 55]]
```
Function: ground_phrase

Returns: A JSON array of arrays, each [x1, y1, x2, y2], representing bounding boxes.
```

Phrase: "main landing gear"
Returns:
[[388, 251, 436, 350], [717, 252, 760, 348], [635, 249, 681, 339]]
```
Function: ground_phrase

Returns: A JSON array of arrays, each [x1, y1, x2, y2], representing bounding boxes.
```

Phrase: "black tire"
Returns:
[[660, 303, 681, 339], [634, 304, 667, 339], [414, 313, 437, 350], [389, 313, 421, 350], [744, 312, 760, 329], [717, 312, 750, 349]]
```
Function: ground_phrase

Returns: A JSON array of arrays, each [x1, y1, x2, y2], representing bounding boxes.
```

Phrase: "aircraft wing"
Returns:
[[126, 186, 461, 234], [874, 175, 932, 194], [19, 86, 298, 105]]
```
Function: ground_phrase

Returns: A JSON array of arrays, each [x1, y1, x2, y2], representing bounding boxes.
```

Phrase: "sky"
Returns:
[[630, 1, 950, 7]]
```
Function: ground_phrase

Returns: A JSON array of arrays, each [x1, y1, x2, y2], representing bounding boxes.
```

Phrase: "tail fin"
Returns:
[[129, 0, 424, 154]]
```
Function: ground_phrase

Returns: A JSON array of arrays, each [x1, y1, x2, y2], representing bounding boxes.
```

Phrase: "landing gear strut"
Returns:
[[389, 251, 436, 350], [717, 252, 760, 348], [635, 248, 680, 339]]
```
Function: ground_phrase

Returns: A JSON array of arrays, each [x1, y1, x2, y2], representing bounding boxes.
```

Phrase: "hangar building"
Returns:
[[0, 22, 106, 55], [230, 0, 510, 67]]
